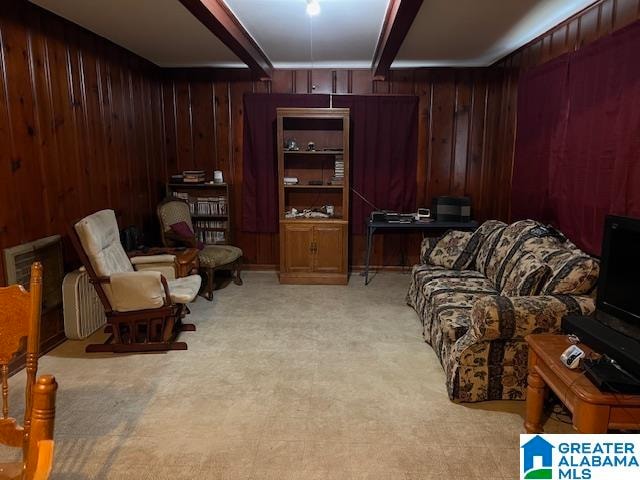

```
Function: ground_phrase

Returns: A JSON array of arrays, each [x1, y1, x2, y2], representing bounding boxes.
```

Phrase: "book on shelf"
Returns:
[[194, 220, 227, 229], [197, 230, 226, 244], [171, 192, 227, 216], [334, 157, 344, 179], [183, 170, 206, 183]]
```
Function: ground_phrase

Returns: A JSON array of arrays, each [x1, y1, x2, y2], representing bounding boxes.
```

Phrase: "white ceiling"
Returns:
[[394, 0, 594, 67], [30, 0, 595, 70], [222, 0, 390, 68], [29, 0, 244, 67]]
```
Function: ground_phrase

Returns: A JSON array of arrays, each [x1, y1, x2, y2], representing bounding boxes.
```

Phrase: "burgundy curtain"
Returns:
[[511, 20, 640, 255], [242, 93, 329, 233], [333, 95, 418, 234], [510, 56, 569, 222]]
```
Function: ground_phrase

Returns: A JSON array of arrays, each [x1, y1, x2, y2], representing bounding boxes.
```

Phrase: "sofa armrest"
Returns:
[[467, 294, 595, 343]]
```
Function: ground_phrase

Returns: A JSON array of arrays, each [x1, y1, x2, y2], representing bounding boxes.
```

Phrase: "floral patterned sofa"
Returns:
[[407, 219, 599, 402]]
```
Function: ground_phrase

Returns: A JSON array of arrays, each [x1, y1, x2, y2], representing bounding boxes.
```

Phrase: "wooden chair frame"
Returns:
[[1, 262, 58, 480], [69, 225, 195, 354], [157, 198, 243, 301]]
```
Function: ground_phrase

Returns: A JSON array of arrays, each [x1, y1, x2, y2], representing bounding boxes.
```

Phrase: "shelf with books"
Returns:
[[166, 182, 233, 246], [277, 107, 350, 285]]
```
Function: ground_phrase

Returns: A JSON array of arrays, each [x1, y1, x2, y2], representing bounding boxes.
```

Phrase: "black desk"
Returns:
[[363, 219, 478, 285]]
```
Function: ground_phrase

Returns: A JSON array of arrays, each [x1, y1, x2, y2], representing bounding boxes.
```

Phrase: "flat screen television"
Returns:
[[597, 215, 640, 342], [563, 215, 640, 380]]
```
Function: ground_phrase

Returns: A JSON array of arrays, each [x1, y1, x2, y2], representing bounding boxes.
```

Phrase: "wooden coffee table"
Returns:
[[524, 334, 640, 433]]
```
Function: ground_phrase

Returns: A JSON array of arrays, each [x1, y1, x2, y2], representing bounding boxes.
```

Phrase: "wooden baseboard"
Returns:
[[244, 263, 278, 271], [350, 265, 413, 272], [243, 264, 413, 272]]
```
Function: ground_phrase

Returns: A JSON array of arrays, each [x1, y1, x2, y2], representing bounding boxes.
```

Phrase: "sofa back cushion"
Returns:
[[485, 220, 550, 289], [540, 251, 599, 295], [501, 252, 551, 296], [472, 220, 507, 272], [427, 230, 474, 269]]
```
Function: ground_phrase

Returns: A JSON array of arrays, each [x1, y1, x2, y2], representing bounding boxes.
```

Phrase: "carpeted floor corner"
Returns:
[[2, 271, 570, 479]]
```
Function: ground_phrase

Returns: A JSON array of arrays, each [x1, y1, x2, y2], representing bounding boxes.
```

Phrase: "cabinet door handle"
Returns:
[[310, 241, 317, 253]]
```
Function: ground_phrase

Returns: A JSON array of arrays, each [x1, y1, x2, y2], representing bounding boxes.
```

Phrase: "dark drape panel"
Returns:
[[333, 95, 418, 234], [510, 56, 569, 222], [242, 93, 329, 233], [511, 20, 640, 254]]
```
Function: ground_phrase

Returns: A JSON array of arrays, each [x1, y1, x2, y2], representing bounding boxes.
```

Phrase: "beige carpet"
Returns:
[[1, 271, 570, 479]]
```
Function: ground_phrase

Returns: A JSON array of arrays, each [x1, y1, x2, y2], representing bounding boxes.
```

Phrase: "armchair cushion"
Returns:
[[198, 245, 243, 268], [110, 271, 166, 312], [500, 252, 550, 297], [168, 275, 202, 304], [74, 209, 133, 277]]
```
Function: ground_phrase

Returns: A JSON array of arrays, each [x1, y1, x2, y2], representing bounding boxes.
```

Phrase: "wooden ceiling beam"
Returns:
[[178, 0, 273, 79], [372, 0, 424, 80]]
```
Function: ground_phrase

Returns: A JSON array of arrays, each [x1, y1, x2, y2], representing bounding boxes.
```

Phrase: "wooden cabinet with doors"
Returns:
[[277, 108, 350, 284]]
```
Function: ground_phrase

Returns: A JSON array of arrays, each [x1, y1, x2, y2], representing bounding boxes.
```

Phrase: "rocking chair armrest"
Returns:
[[130, 254, 177, 265], [160, 275, 172, 307]]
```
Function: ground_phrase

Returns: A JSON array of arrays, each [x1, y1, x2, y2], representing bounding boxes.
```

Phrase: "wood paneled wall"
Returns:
[[0, 0, 165, 285], [0, 0, 166, 360], [492, 0, 640, 221], [161, 68, 506, 268], [13, 0, 631, 272]]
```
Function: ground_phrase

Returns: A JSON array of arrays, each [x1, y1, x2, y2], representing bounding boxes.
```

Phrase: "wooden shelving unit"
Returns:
[[166, 182, 232, 246], [277, 107, 350, 285]]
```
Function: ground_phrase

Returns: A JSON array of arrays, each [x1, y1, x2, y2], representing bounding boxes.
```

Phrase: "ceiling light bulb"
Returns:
[[306, 0, 320, 16]]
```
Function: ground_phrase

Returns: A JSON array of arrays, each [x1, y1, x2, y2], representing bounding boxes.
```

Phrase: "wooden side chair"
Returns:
[[70, 209, 202, 353], [157, 198, 243, 301], [0, 262, 58, 480]]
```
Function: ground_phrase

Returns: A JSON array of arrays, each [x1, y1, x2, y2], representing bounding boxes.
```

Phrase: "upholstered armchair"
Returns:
[[157, 198, 243, 301], [71, 209, 202, 353]]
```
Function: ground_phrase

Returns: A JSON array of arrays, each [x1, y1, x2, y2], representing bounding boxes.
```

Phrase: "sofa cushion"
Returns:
[[475, 223, 507, 277], [420, 276, 498, 344], [427, 230, 473, 269], [199, 245, 243, 268], [501, 252, 551, 296], [480, 220, 545, 289], [411, 263, 487, 286], [541, 251, 599, 295]]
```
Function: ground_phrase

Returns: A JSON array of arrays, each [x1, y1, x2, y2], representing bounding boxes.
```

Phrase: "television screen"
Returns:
[[598, 216, 640, 341]]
